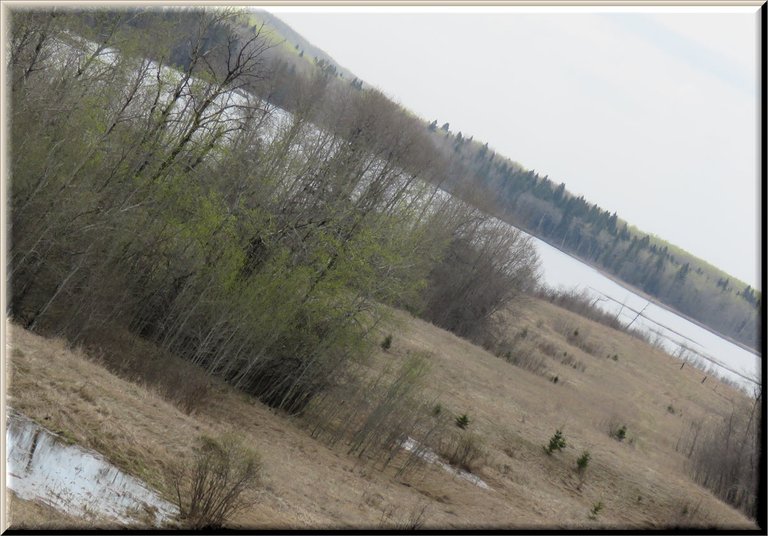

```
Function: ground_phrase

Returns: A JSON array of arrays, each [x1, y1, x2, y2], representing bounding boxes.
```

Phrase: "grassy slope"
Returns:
[[5, 298, 756, 529]]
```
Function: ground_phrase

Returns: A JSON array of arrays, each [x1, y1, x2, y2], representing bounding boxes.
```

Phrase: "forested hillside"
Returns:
[[7, 8, 761, 530], [11, 5, 761, 360], [9, 8, 538, 412], [429, 129, 760, 351], [242, 9, 760, 352]]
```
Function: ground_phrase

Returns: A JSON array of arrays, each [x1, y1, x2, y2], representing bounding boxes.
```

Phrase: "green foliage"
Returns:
[[610, 424, 627, 442], [381, 334, 393, 351], [576, 450, 590, 472], [455, 413, 470, 430], [588, 500, 604, 520], [7, 8, 541, 439], [438, 103, 759, 350], [546, 429, 566, 454]]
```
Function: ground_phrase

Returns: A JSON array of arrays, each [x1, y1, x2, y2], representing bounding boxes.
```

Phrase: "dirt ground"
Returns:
[[3, 297, 758, 529]]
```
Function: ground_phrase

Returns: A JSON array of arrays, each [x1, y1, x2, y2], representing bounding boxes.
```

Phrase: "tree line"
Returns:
[[8, 7, 539, 413], [427, 121, 760, 351]]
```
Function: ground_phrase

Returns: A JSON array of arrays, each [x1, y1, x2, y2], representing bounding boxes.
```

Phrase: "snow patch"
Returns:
[[401, 436, 492, 490], [6, 410, 178, 526]]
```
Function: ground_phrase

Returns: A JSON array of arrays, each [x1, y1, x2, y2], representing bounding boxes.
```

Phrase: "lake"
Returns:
[[528, 232, 761, 392]]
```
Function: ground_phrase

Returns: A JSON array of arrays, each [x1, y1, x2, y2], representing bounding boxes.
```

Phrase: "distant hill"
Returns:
[[248, 9, 360, 82], [253, 11, 759, 352]]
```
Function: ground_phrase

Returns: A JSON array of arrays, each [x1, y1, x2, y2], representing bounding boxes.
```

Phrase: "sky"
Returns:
[[267, 6, 761, 288]]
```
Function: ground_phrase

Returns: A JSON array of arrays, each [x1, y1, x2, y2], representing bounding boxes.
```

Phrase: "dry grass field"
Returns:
[[4, 297, 758, 529]]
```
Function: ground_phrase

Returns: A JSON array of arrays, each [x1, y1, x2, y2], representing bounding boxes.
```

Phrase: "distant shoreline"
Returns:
[[528, 233, 761, 359]]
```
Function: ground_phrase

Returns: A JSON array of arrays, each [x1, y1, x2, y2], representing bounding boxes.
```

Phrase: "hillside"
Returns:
[[5, 8, 761, 531], [247, 9, 359, 82], [5, 298, 757, 529], [250, 11, 760, 352]]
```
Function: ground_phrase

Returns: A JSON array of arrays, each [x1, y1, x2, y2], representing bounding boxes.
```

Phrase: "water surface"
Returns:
[[529, 233, 760, 390]]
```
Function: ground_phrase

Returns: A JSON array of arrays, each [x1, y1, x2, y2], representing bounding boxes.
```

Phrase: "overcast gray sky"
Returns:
[[268, 6, 760, 288]]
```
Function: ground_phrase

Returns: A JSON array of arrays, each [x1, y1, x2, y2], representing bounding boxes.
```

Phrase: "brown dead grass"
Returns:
[[6, 491, 85, 529], [4, 296, 758, 529]]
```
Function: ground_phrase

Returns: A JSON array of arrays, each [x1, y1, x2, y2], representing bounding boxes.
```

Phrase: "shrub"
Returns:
[[82, 327, 212, 415], [678, 395, 760, 519], [170, 434, 262, 529], [536, 340, 560, 358], [588, 500, 604, 520], [381, 334, 393, 351], [551, 318, 603, 357], [439, 431, 486, 472], [535, 287, 651, 344], [455, 413, 470, 429], [610, 424, 627, 441], [561, 354, 587, 372], [546, 429, 566, 454], [576, 450, 590, 472], [165, 365, 213, 415], [382, 502, 430, 529], [501, 341, 548, 376]]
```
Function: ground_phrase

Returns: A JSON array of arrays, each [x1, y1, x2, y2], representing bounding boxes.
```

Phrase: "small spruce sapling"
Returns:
[[455, 413, 470, 429], [576, 450, 590, 472], [576, 450, 591, 491], [588, 501, 604, 520], [546, 429, 566, 454]]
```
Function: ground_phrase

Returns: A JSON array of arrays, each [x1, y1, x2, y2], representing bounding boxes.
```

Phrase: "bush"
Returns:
[[500, 340, 548, 377], [164, 365, 213, 415], [678, 395, 760, 519], [381, 334, 393, 351], [455, 413, 470, 429], [82, 327, 212, 415], [588, 500, 604, 520], [439, 431, 486, 472], [576, 450, 590, 472], [419, 223, 539, 346], [610, 424, 627, 442], [546, 429, 566, 454], [170, 434, 262, 529], [535, 287, 650, 345]]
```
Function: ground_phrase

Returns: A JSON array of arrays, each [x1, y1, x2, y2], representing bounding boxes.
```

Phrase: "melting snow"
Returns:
[[401, 436, 492, 490], [6, 410, 178, 526]]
